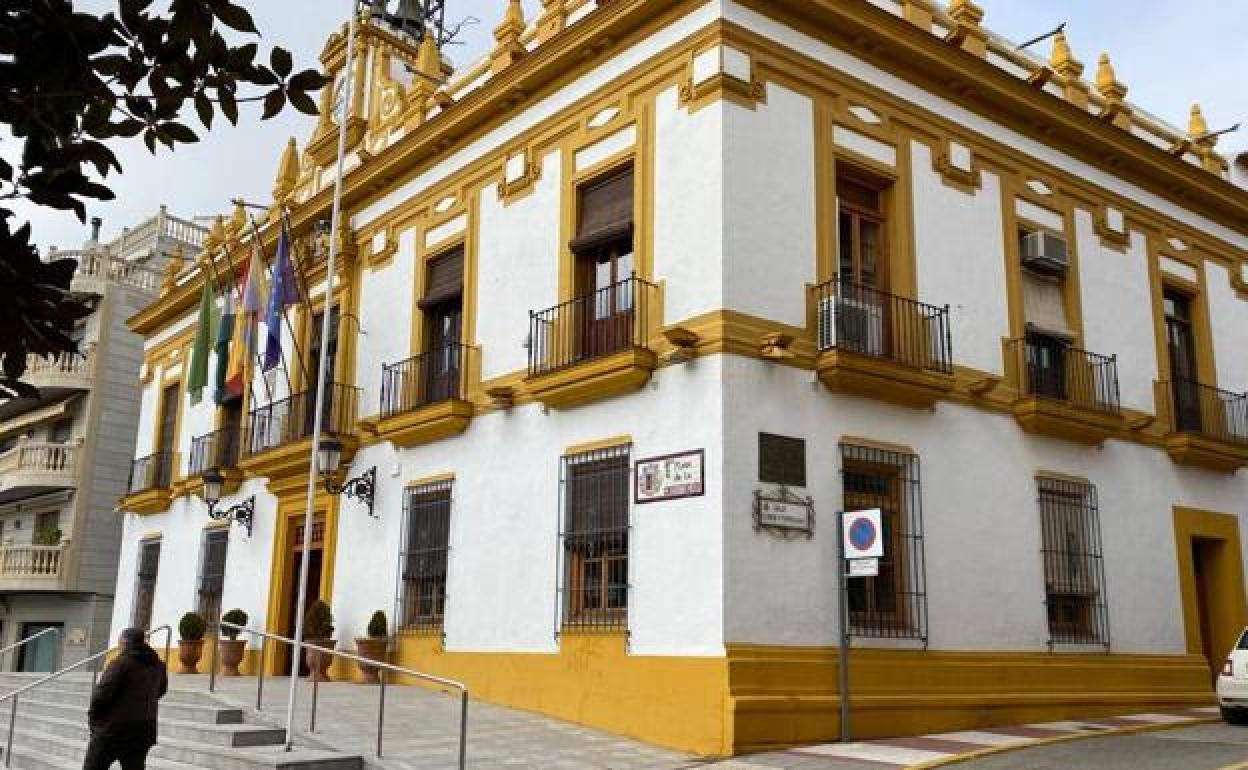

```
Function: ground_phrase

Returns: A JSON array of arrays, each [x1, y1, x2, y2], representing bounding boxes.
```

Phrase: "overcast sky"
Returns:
[[11, 0, 1247, 251]]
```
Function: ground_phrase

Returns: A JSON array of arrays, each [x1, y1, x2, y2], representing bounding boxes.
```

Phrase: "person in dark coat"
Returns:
[[83, 627, 168, 770]]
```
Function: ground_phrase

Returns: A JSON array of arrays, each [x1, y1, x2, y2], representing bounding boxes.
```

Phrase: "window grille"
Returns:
[[132, 539, 161, 630], [1038, 477, 1110, 647], [195, 529, 228, 628], [399, 480, 453, 632], [839, 443, 927, 640], [559, 445, 631, 632]]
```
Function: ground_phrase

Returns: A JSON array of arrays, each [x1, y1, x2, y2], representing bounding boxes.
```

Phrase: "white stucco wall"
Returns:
[[723, 82, 817, 328], [475, 150, 562, 381], [1207, 262, 1248, 395], [330, 359, 726, 657], [355, 229, 417, 416], [1076, 215, 1158, 412], [720, 356, 1248, 654], [911, 143, 1009, 375], [653, 86, 724, 322]]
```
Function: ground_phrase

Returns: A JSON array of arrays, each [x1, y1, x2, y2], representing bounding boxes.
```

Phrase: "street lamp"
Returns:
[[201, 468, 255, 536], [317, 437, 377, 518]]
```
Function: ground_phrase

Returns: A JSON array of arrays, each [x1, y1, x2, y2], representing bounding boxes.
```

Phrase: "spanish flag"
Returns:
[[223, 242, 269, 399]]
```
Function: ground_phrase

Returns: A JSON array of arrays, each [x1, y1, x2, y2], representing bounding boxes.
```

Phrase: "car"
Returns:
[[1217, 628, 1248, 725]]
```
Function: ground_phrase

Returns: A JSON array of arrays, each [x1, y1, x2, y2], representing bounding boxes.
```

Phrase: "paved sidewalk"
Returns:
[[703, 708, 1220, 769], [174, 673, 1219, 770]]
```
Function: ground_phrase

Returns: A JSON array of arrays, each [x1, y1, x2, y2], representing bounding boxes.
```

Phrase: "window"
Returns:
[[572, 166, 635, 359], [1038, 477, 1109, 646], [132, 539, 161, 630], [195, 529, 228, 628], [155, 382, 180, 487], [840, 443, 927, 639], [1024, 329, 1070, 400], [837, 173, 888, 289], [1164, 289, 1202, 432], [400, 480, 453, 631], [420, 247, 464, 403], [759, 433, 806, 488], [561, 445, 630, 631], [49, 419, 73, 444]]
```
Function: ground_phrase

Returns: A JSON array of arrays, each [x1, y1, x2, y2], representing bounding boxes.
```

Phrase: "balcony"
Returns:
[[49, 249, 163, 295], [0, 544, 67, 591], [186, 426, 243, 497], [122, 451, 175, 514], [1006, 337, 1125, 445], [1156, 379, 1248, 472], [240, 384, 360, 491], [371, 344, 474, 448], [525, 276, 659, 410], [24, 347, 95, 394], [812, 279, 954, 408], [0, 442, 80, 504]]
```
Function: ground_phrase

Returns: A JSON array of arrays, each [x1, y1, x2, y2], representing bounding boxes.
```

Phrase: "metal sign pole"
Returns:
[[837, 510, 851, 743]]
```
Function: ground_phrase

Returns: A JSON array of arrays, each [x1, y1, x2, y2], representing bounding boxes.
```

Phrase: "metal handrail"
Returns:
[[0, 625, 171, 767], [0, 627, 60, 672], [209, 622, 467, 767]]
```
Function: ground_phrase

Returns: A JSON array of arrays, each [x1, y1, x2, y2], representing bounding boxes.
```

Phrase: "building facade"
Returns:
[[113, 0, 1248, 757], [0, 208, 205, 671]]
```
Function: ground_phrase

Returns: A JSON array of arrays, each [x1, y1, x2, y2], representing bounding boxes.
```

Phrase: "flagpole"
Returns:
[[284, 0, 357, 751]]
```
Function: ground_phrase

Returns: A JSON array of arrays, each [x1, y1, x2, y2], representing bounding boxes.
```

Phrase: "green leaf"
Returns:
[[194, 92, 214, 129], [160, 121, 199, 144], [270, 47, 293, 79], [215, 2, 258, 34], [261, 89, 286, 120], [288, 88, 319, 117]]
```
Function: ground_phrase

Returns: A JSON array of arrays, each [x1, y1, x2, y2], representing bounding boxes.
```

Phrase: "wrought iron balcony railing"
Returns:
[[128, 451, 174, 493], [380, 343, 472, 419], [188, 426, 242, 475], [1009, 337, 1121, 415], [242, 383, 360, 458], [1162, 378, 1248, 446], [814, 278, 953, 374], [528, 275, 657, 378]]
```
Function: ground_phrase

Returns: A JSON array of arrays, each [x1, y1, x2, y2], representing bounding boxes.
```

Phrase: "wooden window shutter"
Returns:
[[570, 166, 634, 254], [419, 246, 464, 308]]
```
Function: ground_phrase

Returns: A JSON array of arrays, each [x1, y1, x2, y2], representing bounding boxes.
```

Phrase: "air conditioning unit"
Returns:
[[820, 295, 884, 355], [1021, 230, 1069, 276]]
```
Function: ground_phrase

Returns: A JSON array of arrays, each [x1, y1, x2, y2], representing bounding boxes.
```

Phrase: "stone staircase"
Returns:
[[0, 674, 362, 770]]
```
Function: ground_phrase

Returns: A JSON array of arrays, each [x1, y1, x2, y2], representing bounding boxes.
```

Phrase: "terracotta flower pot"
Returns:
[[306, 639, 335, 680], [177, 639, 203, 674], [218, 638, 246, 676], [355, 637, 387, 684]]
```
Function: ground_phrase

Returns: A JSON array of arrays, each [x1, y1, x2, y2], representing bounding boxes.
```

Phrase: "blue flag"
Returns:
[[263, 227, 300, 371]]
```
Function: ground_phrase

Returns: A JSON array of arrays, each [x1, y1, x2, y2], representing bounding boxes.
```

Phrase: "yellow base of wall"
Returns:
[[385, 638, 1211, 758]]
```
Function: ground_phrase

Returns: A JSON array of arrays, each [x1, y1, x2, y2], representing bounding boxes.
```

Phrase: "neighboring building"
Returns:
[[0, 208, 205, 671], [113, 0, 1248, 758]]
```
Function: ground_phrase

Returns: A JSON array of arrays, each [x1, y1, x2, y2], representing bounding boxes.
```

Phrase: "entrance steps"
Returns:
[[0, 673, 362, 770]]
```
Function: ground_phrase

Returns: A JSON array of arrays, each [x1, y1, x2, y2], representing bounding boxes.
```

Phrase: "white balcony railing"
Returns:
[[25, 347, 95, 386], [0, 442, 79, 478], [0, 544, 65, 580]]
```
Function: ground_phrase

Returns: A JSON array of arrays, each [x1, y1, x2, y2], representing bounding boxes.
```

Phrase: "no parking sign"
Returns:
[[842, 509, 884, 560]]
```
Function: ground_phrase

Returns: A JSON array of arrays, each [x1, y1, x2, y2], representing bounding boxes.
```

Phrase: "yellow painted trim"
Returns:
[[525, 348, 658, 410], [564, 435, 634, 456], [1173, 507, 1248, 664], [1011, 396, 1126, 446], [838, 436, 916, 455], [406, 472, 455, 488], [373, 399, 473, 448], [119, 487, 173, 516], [816, 348, 955, 408]]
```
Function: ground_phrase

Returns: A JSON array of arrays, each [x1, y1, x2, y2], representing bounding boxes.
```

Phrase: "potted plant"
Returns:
[[218, 609, 249, 676], [32, 527, 62, 546], [303, 599, 335, 680], [177, 612, 206, 674], [355, 611, 388, 684]]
